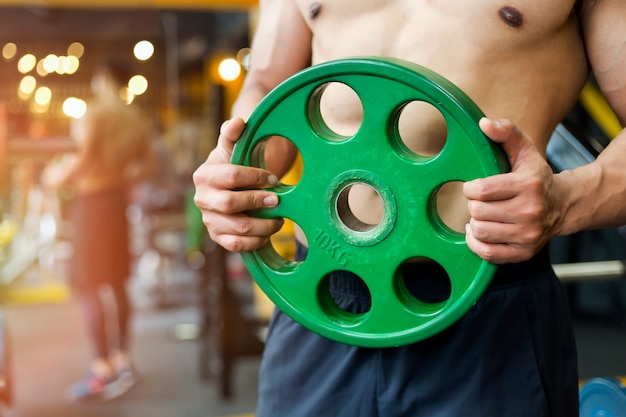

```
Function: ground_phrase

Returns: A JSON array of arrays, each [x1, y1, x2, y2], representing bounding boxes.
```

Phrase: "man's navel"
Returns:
[[309, 2, 322, 19], [498, 6, 524, 28]]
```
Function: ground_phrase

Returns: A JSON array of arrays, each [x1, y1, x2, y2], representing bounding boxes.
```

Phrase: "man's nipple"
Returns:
[[309, 2, 322, 19], [498, 6, 524, 28]]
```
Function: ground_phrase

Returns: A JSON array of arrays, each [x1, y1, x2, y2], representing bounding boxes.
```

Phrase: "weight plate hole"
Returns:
[[396, 258, 451, 308], [250, 136, 303, 188], [393, 100, 448, 159], [318, 271, 371, 322], [257, 226, 304, 273], [269, 219, 303, 263], [431, 181, 469, 234], [336, 182, 384, 233], [308, 82, 363, 140]]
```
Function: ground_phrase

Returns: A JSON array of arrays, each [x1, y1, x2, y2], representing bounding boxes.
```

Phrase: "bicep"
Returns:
[[233, 0, 310, 174], [239, 0, 312, 107], [581, 0, 626, 125]]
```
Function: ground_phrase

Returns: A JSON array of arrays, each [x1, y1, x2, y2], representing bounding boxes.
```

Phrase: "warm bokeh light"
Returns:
[[18, 75, 37, 96], [34, 86, 52, 106], [42, 54, 58, 74], [2, 37, 144, 118], [217, 58, 241, 82], [36, 59, 48, 77], [17, 53, 36, 74], [55, 56, 68, 75], [2, 42, 17, 60], [128, 74, 148, 96], [123, 88, 135, 105], [236, 47, 251, 70], [133, 40, 154, 61], [63, 97, 87, 119], [65, 55, 80, 74], [67, 42, 84, 58], [53, 56, 79, 75], [40, 54, 80, 76]]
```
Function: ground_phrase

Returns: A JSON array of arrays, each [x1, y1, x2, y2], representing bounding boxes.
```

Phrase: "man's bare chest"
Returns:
[[295, 0, 580, 45]]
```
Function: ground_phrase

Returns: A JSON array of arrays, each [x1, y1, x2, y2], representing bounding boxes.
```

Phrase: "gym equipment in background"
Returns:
[[580, 377, 626, 417]]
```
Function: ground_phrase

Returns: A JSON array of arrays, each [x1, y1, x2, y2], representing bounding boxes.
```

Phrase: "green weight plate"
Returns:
[[231, 57, 510, 348]]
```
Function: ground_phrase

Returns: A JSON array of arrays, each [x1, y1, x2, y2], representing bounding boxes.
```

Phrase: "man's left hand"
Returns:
[[463, 118, 562, 264]]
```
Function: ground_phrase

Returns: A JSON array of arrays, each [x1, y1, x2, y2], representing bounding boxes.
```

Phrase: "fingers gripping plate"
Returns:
[[231, 57, 509, 348]]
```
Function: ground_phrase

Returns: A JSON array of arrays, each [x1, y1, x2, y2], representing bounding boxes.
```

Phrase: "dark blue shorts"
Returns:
[[256, 244, 579, 417]]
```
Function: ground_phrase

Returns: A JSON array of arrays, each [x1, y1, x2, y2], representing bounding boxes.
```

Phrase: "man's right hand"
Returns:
[[192, 117, 284, 252]]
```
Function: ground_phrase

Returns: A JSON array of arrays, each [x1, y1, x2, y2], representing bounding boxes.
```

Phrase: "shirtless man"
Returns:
[[193, 1, 626, 415], [44, 58, 155, 401]]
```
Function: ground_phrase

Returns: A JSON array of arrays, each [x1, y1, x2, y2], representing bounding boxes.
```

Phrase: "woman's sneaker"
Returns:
[[116, 365, 137, 391], [64, 373, 124, 402]]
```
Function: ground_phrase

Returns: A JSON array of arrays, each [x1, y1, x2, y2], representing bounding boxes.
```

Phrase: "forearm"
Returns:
[[554, 130, 626, 235], [231, 81, 269, 121]]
